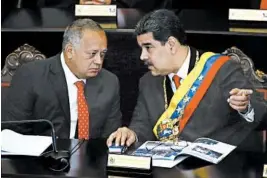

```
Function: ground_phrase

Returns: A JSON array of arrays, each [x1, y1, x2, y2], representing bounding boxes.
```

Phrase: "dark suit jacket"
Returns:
[[2, 54, 122, 139], [129, 47, 267, 150]]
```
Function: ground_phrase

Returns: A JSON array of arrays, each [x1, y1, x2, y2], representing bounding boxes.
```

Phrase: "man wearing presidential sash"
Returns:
[[107, 9, 267, 149]]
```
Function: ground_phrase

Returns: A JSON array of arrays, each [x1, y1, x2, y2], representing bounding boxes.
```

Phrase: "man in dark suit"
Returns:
[[107, 9, 266, 148], [2, 19, 122, 139]]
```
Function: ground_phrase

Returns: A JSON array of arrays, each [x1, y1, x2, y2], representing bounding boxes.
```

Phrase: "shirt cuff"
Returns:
[[134, 132, 138, 142], [238, 102, 254, 122]]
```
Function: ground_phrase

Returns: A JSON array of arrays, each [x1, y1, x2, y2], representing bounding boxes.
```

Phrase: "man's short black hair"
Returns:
[[135, 9, 186, 45]]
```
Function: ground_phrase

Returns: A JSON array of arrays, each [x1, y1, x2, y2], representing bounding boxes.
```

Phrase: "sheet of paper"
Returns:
[[1, 129, 52, 156], [152, 155, 189, 168], [182, 138, 236, 164]]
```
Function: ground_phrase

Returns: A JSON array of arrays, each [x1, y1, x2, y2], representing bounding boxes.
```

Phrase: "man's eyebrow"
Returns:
[[142, 43, 153, 46], [86, 49, 108, 53], [86, 50, 98, 53]]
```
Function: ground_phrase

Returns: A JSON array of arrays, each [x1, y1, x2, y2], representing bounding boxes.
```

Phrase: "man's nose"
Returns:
[[140, 50, 148, 61], [94, 53, 103, 65]]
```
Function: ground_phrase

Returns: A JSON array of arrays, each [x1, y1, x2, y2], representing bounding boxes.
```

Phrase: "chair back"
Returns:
[[1, 44, 46, 103]]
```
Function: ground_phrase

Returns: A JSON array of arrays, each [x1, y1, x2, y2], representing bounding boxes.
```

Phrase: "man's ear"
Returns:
[[65, 44, 74, 59], [167, 36, 179, 54]]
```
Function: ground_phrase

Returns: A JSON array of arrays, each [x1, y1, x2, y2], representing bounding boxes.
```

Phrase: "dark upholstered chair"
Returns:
[[223, 46, 267, 151], [1, 44, 46, 103], [223, 46, 267, 94]]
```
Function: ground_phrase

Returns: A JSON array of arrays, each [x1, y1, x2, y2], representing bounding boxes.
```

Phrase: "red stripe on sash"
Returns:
[[179, 56, 230, 132], [1, 82, 10, 87]]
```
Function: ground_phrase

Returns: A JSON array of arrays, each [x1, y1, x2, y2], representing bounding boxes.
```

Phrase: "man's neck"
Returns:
[[63, 52, 81, 79], [171, 45, 189, 74]]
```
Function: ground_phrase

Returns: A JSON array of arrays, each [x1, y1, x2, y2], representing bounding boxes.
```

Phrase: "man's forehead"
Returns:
[[81, 30, 107, 45], [137, 32, 155, 45]]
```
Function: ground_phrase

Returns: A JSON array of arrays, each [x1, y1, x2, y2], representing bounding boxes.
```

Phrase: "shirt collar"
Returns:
[[60, 53, 86, 84], [168, 47, 191, 81]]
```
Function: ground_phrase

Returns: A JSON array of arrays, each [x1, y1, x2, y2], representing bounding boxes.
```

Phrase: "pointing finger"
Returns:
[[229, 88, 240, 95]]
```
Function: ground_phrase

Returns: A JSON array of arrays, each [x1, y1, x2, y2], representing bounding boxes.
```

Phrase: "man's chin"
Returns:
[[150, 70, 168, 76], [150, 70, 160, 76], [85, 71, 99, 78]]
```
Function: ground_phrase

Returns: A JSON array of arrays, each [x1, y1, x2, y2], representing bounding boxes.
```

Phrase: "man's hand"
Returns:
[[106, 127, 136, 147], [228, 88, 253, 113]]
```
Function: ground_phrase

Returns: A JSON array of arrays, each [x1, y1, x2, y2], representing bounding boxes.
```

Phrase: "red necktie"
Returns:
[[172, 75, 181, 89], [75, 81, 89, 140], [261, 0, 267, 9]]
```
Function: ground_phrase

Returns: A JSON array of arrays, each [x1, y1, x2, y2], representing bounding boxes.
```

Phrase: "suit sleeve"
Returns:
[[218, 60, 267, 130], [101, 76, 122, 138], [129, 78, 156, 142], [2, 64, 35, 134]]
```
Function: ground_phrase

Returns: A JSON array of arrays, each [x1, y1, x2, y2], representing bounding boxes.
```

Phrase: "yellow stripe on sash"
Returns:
[[153, 52, 215, 138]]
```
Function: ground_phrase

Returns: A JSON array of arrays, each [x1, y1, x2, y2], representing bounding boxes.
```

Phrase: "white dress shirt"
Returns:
[[60, 53, 86, 138], [168, 47, 191, 92], [167, 47, 254, 122]]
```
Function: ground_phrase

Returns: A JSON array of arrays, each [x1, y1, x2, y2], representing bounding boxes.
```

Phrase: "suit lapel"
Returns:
[[152, 76, 166, 116], [48, 54, 70, 123], [165, 76, 173, 105], [84, 73, 102, 111]]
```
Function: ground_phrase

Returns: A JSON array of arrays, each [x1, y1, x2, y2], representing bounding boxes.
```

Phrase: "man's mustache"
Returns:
[[144, 60, 152, 66]]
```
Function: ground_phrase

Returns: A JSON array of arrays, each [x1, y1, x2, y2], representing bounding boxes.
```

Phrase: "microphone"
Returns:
[[2, 119, 70, 172]]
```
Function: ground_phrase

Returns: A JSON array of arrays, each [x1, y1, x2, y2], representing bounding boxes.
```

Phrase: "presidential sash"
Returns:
[[153, 52, 230, 141]]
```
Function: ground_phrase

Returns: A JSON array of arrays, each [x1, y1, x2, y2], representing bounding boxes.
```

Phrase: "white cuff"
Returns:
[[134, 132, 138, 142], [238, 102, 254, 122]]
